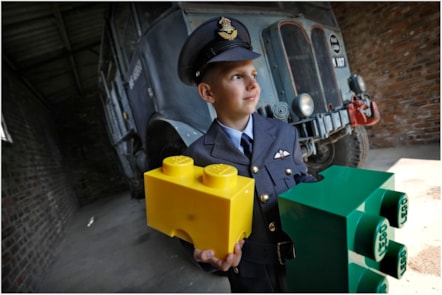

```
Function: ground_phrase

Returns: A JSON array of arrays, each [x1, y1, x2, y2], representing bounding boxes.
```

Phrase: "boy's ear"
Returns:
[[198, 82, 215, 104]]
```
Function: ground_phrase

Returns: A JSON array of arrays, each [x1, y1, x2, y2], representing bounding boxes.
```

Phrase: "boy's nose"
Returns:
[[246, 77, 258, 89]]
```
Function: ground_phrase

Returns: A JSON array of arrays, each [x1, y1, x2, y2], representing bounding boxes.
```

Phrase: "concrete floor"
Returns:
[[38, 144, 441, 293]]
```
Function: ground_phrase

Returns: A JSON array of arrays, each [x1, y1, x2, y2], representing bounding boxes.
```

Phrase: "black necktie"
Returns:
[[241, 133, 253, 159]]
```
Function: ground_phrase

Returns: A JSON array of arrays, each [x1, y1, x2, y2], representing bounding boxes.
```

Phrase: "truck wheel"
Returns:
[[333, 125, 369, 168], [146, 120, 187, 170], [128, 178, 145, 199], [307, 126, 369, 176]]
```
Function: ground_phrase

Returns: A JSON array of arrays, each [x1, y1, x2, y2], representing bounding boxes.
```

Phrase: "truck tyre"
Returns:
[[333, 125, 369, 168], [128, 178, 145, 199], [307, 126, 369, 176], [146, 120, 187, 170]]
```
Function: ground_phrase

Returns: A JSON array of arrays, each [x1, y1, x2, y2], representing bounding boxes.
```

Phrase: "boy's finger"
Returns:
[[218, 254, 234, 271], [193, 249, 202, 261], [202, 250, 214, 261], [194, 249, 214, 262]]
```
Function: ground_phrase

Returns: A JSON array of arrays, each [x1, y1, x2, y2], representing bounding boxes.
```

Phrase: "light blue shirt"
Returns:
[[217, 115, 254, 154]]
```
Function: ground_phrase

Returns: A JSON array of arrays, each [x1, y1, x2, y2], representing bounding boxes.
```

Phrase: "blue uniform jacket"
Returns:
[[183, 112, 315, 281]]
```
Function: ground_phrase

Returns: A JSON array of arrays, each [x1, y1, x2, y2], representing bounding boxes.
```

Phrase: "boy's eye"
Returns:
[[231, 73, 257, 80], [232, 74, 241, 80]]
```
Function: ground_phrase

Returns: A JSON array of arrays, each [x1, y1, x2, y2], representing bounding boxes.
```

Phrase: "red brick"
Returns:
[[333, 2, 440, 148]]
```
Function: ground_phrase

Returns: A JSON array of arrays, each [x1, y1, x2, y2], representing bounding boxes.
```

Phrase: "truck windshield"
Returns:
[[282, 2, 337, 27]]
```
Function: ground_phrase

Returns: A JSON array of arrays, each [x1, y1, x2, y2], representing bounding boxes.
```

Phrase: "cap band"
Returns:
[[201, 39, 252, 62], [194, 39, 252, 82]]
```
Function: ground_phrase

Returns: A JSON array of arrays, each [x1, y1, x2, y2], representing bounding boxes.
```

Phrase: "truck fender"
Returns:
[[145, 115, 204, 169]]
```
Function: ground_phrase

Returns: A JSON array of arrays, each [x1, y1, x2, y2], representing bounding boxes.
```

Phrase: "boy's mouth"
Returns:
[[244, 94, 258, 101]]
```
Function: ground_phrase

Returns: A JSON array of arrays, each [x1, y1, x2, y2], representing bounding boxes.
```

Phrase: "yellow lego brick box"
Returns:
[[144, 155, 255, 259]]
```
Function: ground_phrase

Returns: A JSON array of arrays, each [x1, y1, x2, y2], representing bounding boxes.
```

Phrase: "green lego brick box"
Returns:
[[278, 165, 408, 293]]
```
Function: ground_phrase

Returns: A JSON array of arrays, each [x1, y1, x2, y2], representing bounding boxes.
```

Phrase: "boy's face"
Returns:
[[199, 60, 260, 125]]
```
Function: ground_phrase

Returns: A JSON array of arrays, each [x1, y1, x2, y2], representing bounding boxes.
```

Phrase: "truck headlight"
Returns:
[[348, 74, 366, 94], [293, 93, 314, 118]]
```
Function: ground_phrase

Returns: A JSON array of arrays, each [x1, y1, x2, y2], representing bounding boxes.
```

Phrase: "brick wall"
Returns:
[[1, 68, 128, 291], [53, 93, 129, 206], [333, 2, 440, 147], [1, 70, 79, 292]]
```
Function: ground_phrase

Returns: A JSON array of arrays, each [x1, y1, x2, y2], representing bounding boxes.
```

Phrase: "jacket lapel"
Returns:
[[204, 121, 249, 165], [251, 113, 277, 164], [203, 114, 278, 166]]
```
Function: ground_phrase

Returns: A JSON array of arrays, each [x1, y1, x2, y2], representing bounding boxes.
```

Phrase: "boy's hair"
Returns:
[[197, 63, 217, 85], [178, 16, 260, 86]]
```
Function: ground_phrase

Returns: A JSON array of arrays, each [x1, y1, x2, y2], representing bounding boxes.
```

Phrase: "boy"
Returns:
[[177, 16, 316, 292]]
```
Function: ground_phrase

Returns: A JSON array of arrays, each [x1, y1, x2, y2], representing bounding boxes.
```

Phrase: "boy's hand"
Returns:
[[193, 239, 245, 272]]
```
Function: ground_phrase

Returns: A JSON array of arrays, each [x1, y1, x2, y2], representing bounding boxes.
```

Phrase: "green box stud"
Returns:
[[278, 165, 408, 293]]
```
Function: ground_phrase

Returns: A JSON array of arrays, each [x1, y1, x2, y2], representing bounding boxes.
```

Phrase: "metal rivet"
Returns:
[[259, 193, 270, 204], [268, 222, 277, 232], [233, 267, 239, 274], [285, 168, 292, 175], [251, 166, 259, 174]]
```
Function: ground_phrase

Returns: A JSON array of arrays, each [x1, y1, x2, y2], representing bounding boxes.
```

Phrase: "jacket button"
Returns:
[[268, 222, 277, 232], [285, 168, 292, 175], [259, 193, 270, 203], [233, 267, 239, 274], [251, 166, 259, 174]]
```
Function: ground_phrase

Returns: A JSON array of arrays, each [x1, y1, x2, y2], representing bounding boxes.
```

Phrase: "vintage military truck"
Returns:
[[98, 2, 380, 198]]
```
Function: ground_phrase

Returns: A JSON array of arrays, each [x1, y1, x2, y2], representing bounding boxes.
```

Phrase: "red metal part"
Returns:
[[347, 96, 381, 126]]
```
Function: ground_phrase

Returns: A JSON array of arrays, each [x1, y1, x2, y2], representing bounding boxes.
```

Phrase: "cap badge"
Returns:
[[217, 17, 238, 40]]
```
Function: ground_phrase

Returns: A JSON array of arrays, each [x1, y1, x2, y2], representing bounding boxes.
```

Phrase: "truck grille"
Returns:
[[280, 23, 341, 114], [311, 27, 342, 109]]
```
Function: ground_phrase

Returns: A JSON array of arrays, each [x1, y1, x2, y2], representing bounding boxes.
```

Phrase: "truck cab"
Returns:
[[98, 2, 379, 198]]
